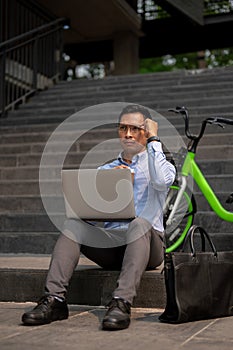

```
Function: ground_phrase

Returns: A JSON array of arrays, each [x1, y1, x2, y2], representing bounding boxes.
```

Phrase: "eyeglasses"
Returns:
[[118, 124, 144, 134]]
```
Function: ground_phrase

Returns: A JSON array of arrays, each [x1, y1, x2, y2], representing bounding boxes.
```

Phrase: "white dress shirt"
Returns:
[[99, 141, 176, 232]]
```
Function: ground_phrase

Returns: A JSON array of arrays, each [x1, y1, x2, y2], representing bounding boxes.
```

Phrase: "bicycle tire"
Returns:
[[164, 185, 196, 252]]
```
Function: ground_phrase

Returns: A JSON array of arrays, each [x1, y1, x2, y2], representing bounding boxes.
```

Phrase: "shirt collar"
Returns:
[[118, 149, 147, 165]]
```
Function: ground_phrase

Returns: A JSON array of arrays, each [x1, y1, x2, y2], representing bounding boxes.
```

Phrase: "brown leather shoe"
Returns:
[[102, 297, 131, 330], [22, 295, 69, 325]]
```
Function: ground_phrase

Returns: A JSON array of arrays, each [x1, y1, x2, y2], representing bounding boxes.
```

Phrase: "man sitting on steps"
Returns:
[[21, 104, 176, 330]]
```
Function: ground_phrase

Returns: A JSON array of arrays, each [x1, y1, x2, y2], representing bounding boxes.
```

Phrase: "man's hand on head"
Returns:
[[143, 119, 158, 138]]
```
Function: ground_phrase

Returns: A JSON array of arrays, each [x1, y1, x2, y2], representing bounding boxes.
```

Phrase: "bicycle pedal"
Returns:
[[226, 193, 233, 204]]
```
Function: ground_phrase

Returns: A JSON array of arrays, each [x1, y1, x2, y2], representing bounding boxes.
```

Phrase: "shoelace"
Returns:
[[35, 296, 53, 309], [108, 298, 131, 314]]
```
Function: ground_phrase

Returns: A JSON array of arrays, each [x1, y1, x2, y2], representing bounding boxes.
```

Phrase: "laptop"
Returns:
[[61, 168, 136, 221]]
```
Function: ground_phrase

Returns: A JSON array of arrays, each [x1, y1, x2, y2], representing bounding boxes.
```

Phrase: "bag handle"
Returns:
[[182, 225, 218, 257], [182, 224, 206, 252]]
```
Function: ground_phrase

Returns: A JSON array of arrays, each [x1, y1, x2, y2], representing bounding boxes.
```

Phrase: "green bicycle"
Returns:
[[163, 106, 233, 253]]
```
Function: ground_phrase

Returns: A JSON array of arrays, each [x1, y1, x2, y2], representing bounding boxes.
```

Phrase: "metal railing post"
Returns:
[[33, 37, 38, 90], [0, 50, 6, 118], [58, 27, 64, 81]]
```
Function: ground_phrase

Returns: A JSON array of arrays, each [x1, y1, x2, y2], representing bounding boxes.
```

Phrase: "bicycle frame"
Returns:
[[164, 107, 233, 252], [172, 151, 233, 222], [164, 183, 194, 253]]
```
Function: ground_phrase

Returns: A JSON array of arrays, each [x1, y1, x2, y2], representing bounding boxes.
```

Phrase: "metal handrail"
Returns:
[[0, 18, 66, 118], [0, 18, 66, 50]]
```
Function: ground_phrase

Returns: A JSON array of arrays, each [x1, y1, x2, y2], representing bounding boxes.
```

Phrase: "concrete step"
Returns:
[[0, 141, 79, 155], [53, 66, 233, 82], [34, 71, 233, 93], [0, 254, 165, 307], [6, 96, 233, 118], [0, 146, 232, 170], [0, 213, 57, 232], [0, 133, 232, 155], [0, 181, 46, 195], [0, 225, 232, 254], [0, 173, 231, 197], [0, 232, 59, 254], [0, 180, 232, 213], [75, 132, 233, 149], [195, 159, 233, 175], [194, 192, 233, 211], [0, 151, 119, 167], [0, 195, 41, 212], [0, 128, 118, 144], [0, 111, 233, 132], [0, 158, 232, 181], [0, 132, 52, 144], [0, 195, 52, 212], [19, 88, 233, 110], [1, 110, 233, 131], [36, 75, 233, 91], [2, 108, 233, 134], [0, 188, 232, 214], [23, 91, 233, 111], [0, 164, 96, 180], [0, 210, 232, 234], [3, 107, 233, 129], [195, 212, 233, 235], [0, 121, 232, 145], [193, 174, 233, 192], [193, 145, 233, 160]]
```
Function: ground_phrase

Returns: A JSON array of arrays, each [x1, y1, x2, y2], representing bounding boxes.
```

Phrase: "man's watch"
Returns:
[[147, 136, 160, 143]]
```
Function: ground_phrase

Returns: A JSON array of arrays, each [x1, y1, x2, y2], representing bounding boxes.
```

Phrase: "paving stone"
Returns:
[[0, 302, 232, 350]]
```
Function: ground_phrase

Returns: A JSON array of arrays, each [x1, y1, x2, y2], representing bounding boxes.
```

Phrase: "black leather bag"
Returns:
[[159, 225, 233, 323]]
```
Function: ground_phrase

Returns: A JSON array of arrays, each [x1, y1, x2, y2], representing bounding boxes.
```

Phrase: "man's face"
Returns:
[[118, 112, 147, 156]]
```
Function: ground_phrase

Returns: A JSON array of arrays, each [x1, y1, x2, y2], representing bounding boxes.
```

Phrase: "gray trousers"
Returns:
[[45, 217, 165, 304]]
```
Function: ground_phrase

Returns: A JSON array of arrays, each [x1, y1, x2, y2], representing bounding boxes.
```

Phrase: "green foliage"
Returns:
[[139, 58, 171, 73], [139, 48, 233, 73], [204, 0, 233, 15], [138, 1, 233, 73]]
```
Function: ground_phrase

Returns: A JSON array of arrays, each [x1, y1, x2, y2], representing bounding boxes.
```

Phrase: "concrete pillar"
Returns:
[[197, 50, 207, 69], [113, 31, 139, 75]]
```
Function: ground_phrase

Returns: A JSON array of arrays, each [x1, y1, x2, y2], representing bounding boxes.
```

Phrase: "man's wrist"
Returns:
[[147, 135, 160, 143]]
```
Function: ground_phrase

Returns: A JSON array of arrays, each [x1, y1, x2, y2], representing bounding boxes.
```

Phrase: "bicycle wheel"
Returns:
[[164, 185, 196, 252]]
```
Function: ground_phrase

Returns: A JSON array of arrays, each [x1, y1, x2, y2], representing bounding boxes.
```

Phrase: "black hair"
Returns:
[[118, 104, 152, 122]]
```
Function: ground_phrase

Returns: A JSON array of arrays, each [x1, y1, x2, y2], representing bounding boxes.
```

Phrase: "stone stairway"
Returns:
[[0, 66, 233, 305]]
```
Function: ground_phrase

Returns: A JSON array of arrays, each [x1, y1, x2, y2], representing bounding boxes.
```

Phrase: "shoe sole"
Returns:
[[22, 314, 68, 326], [22, 317, 51, 325], [102, 320, 130, 330]]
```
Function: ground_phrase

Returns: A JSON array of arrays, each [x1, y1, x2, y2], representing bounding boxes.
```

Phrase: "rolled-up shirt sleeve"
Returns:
[[147, 141, 176, 191]]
